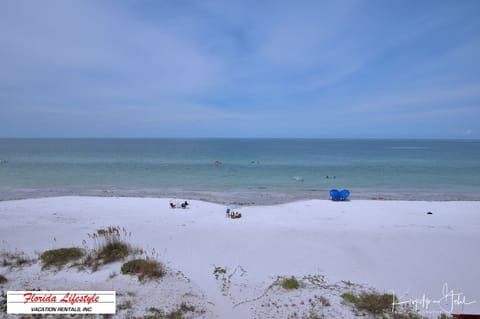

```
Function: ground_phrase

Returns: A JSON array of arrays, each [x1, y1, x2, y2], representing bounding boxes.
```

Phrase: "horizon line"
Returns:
[[0, 136, 479, 141]]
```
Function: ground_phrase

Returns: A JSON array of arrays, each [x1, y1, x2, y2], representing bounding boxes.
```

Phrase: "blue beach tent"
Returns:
[[330, 189, 340, 200], [339, 189, 350, 200], [330, 189, 350, 201]]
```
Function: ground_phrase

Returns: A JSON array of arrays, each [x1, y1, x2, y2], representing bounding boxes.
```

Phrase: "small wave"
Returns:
[[389, 146, 428, 150]]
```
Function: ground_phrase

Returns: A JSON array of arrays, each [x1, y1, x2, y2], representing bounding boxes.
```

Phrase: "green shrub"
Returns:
[[282, 276, 300, 290], [0, 275, 6, 284], [121, 259, 165, 281], [356, 292, 396, 315], [40, 247, 84, 269], [146, 303, 197, 319], [97, 241, 130, 264], [341, 292, 359, 303], [342, 291, 397, 316], [340, 292, 358, 304]]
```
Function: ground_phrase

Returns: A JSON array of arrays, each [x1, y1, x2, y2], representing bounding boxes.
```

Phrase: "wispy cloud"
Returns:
[[0, 0, 479, 137], [0, 1, 224, 96], [350, 84, 480, 113]]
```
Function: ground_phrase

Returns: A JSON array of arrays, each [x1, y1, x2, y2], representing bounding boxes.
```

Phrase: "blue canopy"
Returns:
[[330, 189, 350, 201]]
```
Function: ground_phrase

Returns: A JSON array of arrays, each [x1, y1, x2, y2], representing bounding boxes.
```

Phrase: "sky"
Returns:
[[1, 0, 480, 138]]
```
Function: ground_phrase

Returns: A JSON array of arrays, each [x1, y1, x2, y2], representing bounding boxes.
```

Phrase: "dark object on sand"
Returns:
[[330, 189, 350, 201], [427, 211, 433, 215], [170, 201, 189, 209], [229, 211, 242, 219]]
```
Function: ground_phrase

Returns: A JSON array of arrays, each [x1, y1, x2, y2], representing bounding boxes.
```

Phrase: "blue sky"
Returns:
[[1, 0, 479, 138]]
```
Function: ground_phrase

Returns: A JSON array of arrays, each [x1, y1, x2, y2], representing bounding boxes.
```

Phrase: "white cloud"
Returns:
[[0, 1, 225, 98]]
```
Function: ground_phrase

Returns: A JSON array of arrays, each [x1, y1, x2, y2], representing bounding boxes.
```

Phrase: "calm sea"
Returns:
[[0, 138, 479, 203]]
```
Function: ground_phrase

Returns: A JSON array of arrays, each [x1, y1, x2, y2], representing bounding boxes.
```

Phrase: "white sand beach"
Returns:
[[1, 197, 479, 318]]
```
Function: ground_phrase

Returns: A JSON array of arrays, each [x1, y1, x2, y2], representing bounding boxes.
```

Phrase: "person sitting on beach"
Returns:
[[169, 202, 176, 209], [181, 201, 189, 208]]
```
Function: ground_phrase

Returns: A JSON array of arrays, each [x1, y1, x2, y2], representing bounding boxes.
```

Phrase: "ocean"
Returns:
[[0, 138, 479, 203]]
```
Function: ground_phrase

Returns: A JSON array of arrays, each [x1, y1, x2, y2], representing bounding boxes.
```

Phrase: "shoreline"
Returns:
[[1, 187, 480, 204]]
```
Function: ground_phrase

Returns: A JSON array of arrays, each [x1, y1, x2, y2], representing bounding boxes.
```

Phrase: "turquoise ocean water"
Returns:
[[0, 139, 479, 203]]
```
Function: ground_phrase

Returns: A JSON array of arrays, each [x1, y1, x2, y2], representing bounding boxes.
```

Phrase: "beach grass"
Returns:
[[0, 291, 6, 313], [213, 266, 227, 279], [40, 247, 84, 270], [341, 291, 397, 317], [92, 226, 132, 263], [282, 276, 300, 290], [117, 300, 133, 311], [96, 241, 130, 264], [147, 302, 198, 319], [1, 250, 36, 269], [82, 226, 139, 271], [340, 292, 358, 303], [121, 259, 166, 281]]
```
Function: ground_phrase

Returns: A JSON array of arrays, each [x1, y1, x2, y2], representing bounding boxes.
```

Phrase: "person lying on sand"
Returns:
[[229, 211, 242, 219]]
